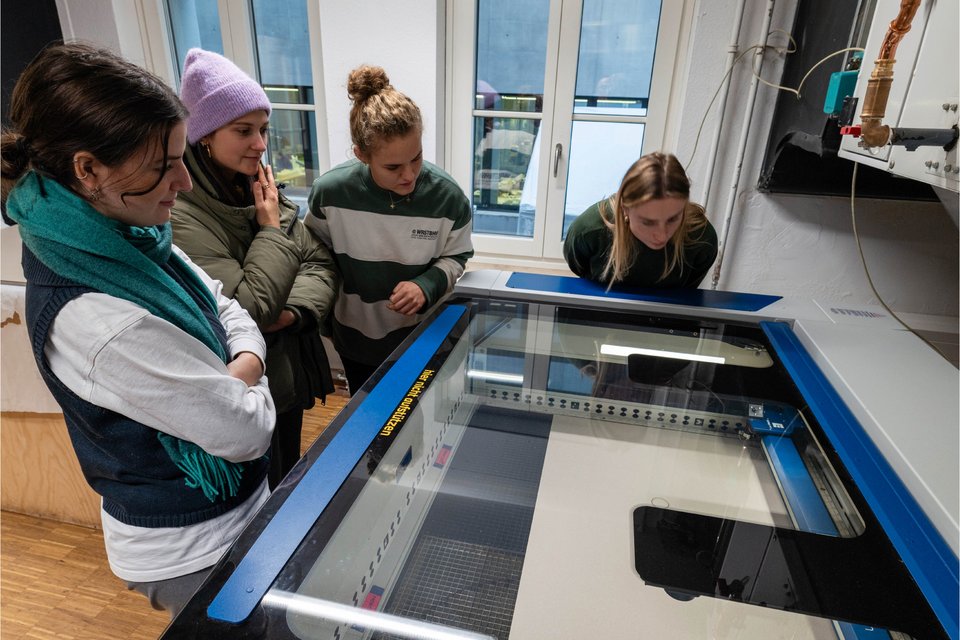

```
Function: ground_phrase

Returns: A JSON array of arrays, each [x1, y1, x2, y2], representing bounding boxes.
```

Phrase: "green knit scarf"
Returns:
[[7, 172, 247, 502]]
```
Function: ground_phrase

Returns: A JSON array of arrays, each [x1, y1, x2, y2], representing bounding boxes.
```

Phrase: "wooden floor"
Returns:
[[0, 392, 350, 640]]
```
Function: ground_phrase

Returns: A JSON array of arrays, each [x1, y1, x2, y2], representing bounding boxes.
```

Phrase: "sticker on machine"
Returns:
[[378, 368, 436, 438]]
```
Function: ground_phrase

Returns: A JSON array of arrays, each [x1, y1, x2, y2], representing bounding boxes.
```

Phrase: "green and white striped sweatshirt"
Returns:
[[304, 159, 473, 366]]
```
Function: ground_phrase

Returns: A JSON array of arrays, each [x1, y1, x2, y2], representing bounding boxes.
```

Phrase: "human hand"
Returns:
[[252, 164, 281, 229], [261, 309, 297, 333], [227, 351, 264, 387], [387, 281, 426, 316]]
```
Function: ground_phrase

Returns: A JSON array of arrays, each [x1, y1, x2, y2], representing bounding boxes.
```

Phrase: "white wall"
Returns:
[[674, 0, 958, 319], [47, 0, 960, 321], [54, 0, 156, 70], [316, 0, 444, 168]]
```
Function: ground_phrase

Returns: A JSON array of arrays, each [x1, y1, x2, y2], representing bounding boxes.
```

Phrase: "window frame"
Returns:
[[447, 0, 691, 265]]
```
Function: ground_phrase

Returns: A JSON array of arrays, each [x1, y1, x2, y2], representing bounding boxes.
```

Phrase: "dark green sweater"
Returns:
[[563, 200, 718, 288]]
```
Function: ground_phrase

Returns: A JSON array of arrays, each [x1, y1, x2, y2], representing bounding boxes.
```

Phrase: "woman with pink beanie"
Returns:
[[171, 48, 339, 490]]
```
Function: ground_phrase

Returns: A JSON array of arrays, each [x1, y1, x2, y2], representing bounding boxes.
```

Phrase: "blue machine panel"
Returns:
[[505, 272, 781, 311], [206, 305, 467, 623]]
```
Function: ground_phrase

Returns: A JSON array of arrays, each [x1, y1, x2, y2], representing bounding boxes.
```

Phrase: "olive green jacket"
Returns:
[[171, 146, 339, 412]]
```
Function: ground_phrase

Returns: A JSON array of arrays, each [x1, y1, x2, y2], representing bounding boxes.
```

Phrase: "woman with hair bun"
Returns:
[[564, 152, 718, 289], [304, 64, 473, 395], [1, 42, 274, 617]]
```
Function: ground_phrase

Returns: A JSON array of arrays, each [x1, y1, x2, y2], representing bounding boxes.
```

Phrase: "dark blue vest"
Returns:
[[21, 247, 267, 528]]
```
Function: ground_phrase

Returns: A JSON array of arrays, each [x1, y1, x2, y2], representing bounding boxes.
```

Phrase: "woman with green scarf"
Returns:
[[1, 43, 275, 618]]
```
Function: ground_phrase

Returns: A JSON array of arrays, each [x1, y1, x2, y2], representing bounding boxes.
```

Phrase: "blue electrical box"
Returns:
[[824, 52, 863, 115], [824, 70, 859, 115]]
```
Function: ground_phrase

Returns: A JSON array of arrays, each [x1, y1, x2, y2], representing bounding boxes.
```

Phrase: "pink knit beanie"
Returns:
[[180, 48, 271, 144]]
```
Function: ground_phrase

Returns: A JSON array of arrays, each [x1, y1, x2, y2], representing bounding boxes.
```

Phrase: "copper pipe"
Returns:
[[859, 0, 922, 148]]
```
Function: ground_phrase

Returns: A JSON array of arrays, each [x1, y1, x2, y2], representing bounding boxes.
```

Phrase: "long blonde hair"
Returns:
[[347, 65, 422, 155], [599, 152, 708, 285]]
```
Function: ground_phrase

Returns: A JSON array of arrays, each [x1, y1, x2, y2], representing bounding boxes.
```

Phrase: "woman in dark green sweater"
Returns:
[[563, 152, 717, 289]]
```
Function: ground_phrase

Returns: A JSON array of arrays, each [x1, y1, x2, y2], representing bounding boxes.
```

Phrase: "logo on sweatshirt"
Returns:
[[411, 228, 439, 240]]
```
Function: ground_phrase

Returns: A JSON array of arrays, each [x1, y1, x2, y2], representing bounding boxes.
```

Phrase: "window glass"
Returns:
[[468, 0, 664, 247], [475, 0, 550, 114], [561, 121, 645, 238], [167, 0, 223, 74], [573, 0, 661, 116], [251, 0, 313, 104], [472, 0, 552, 239], [472, 116, 541, 237], [268, 109, 320, 213]]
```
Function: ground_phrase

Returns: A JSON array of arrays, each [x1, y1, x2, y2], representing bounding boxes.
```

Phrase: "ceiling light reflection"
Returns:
[[466, 370, 524, 384], [600, 344, 725, 365]]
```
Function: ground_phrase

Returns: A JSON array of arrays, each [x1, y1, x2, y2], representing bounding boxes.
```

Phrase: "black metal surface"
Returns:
[[373, 538, 522, 640], [634, 506, 948, 639]]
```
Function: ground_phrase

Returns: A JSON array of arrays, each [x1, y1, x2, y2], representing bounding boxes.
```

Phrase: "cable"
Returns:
[[794, 47, 865, 99], [687, 39, 866, 167], [767, 28, 798, 54], [686, 45, 763, 167], [849, 162, 949, 361], [752, 46, 866, 100], [686, 31, 796, 168], [683, 379, 727, 413]]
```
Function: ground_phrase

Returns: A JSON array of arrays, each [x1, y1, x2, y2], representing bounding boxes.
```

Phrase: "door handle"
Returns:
[[553, 143, 562, 177]]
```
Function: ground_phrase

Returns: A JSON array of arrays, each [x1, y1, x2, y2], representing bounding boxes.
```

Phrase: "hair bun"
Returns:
[[1, 132, 32, 181], [347, 65, 390, 103], [14, 134, 31, 156]]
